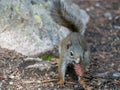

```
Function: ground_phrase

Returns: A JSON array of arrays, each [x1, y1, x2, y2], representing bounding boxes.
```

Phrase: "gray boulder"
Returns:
[[0, 0, 89, 56]]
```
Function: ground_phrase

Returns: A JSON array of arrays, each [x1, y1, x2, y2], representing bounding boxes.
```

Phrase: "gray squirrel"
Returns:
[[50, 0, 90, 85]]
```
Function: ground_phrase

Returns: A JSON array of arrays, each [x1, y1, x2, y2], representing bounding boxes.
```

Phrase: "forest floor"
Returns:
[[0, 0, 120, 90]]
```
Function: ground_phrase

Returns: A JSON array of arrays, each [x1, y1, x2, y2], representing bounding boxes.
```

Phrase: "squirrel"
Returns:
[[50, 0, 90, 85]]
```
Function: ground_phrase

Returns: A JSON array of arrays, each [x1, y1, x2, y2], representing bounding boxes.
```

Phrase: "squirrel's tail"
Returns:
[[50, 0, 89, 35]]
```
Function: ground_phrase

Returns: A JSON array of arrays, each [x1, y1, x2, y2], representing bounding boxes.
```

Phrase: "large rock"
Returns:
[[0, 0, 89, 56]]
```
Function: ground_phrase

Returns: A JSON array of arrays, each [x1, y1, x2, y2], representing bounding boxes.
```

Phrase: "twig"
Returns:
[[22, 79, 58, 84], [41, 79, 58, 83]]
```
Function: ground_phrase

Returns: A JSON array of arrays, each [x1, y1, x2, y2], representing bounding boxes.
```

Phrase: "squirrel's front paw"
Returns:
[[57, 80, 64, 85]]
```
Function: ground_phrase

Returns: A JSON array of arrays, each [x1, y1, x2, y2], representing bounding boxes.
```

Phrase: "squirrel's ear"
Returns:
[[66, 40, 72, 49]]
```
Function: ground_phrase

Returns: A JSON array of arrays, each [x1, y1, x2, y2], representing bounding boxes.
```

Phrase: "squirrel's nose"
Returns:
[[75, 58, 80, 64]]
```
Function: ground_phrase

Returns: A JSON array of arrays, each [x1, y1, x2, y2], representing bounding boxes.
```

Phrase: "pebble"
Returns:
[[38, 88, 41, 90], [86, 6, 94, 12], [114, 25, 120, 29], [111, 63, 115, 67], [0, 82, 2, 88], [95, 3, 100, 7], [9, 75, 15, 79], [104, 12, 112, 20], [50, 82, 54, 87], [49, 72, 55, 77], [113, 72, 120, 78], [74, 85, 79, 88], [9, 81, 13, 85]]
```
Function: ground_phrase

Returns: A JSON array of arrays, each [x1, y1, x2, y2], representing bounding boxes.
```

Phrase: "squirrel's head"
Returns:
[[61, 32, 90, 71], [66, 38, 84, 65]]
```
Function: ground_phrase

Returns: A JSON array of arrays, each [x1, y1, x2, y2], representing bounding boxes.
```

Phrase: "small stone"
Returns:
[[118, 66, 120, 71], [86, 8, 90, 12], [50, 82, 54, 87], [111, 63, 115, 67], [114, 25, 120, 29], [9, 75, 15, 79], [90, 6, 94, 10], [49, 72, 55, 77], [95, 3, 100, 7], [113, 72, 120, 78], [86, 7, 94, 12], [0, 82, 2, 88], [38, 88, 41, 90], [9, 81, 13, 85], [74, 85, 84, 90], [104, 12, 112, 20], [74, 85, 79, 88]]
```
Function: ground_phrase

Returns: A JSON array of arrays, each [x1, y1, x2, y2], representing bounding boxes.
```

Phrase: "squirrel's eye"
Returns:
[[70, 51, 74, 57]]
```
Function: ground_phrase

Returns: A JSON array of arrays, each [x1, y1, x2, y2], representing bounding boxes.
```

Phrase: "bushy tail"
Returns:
[[50, 0, 89, 34]]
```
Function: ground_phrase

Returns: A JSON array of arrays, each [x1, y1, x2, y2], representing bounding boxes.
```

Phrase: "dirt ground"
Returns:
[[0, 0, 120, 90]]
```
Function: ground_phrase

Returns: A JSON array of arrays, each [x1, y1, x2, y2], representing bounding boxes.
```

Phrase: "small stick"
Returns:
[[41, 79, 58, 83], [22, 79, 58, 84]]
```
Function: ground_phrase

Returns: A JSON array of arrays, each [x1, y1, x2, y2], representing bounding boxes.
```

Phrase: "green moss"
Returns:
[[15, 4, 20, 14], [8, 3, 12, 9], [21, 0, 25, 2], [34, 14, 42, 23], [4, 3, 12, 11], [41, 55, 53, 60], [39, 3, 43, 7]]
